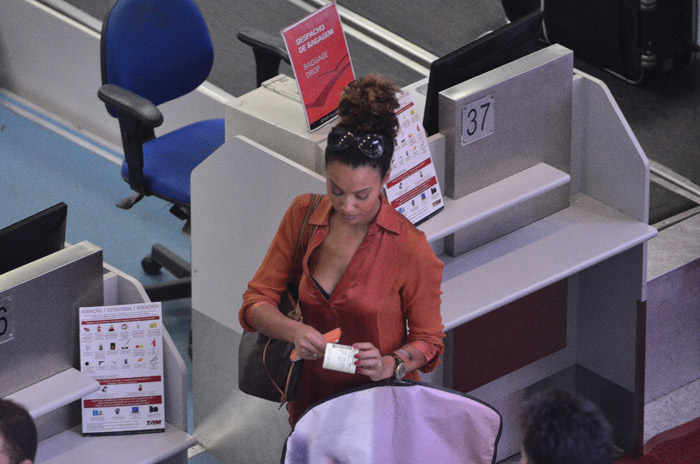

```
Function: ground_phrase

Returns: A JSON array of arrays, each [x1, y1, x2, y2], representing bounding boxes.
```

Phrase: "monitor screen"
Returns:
[[0, 202, 68, 275], [422, 10, 545, 136]]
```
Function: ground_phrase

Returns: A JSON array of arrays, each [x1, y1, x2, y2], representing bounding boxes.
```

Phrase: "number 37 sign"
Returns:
[[461, 94, 494, 146]]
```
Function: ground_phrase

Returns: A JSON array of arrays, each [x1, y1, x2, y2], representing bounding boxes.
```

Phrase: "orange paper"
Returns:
[[290, 328, 342, 362]]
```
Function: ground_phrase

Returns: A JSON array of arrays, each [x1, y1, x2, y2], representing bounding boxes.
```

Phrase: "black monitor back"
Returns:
[[422, 10, 544, 136], [0, 202, 67, 275]]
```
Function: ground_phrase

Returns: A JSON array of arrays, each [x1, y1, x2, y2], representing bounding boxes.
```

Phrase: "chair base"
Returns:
[[142, 244, 191, 301]]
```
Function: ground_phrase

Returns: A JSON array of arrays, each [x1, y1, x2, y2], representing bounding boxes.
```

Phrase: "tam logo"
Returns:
[[147, 420, 162, 426]]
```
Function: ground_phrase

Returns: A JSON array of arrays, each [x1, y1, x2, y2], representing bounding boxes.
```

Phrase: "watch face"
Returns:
[[393, 354, 406, 380], [396, 362, 406, 380]]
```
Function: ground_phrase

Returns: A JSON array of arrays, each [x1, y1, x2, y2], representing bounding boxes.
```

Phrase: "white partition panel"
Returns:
[[191, 136, 326, 464], [191, 136, 326, 332]]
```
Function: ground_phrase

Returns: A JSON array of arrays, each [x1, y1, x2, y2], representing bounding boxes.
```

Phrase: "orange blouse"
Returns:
[[240, 193, 445, 425]]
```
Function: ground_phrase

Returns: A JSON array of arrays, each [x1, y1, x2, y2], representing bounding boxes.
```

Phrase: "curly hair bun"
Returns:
[[337, 74, 400, 139]]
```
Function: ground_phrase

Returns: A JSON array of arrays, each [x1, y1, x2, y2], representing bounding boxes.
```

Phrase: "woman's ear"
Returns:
[[382, 168, 392, 186]]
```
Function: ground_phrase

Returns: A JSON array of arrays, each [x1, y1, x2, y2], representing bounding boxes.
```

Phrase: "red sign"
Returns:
[[281, 2, 354, 131]]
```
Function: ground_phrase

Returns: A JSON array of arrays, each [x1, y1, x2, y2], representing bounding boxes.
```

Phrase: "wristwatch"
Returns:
[[391, 353, 406, 380]]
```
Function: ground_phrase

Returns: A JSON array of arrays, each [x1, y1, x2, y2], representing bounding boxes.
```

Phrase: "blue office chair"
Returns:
[[98, 0, 225, 301]]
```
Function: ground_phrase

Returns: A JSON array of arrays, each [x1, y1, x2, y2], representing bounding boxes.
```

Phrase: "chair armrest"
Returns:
[[98, 83, 162, 199], [98, 84, 164, 128], [237, 26, 291, 87], [237, 26, 290, 63]]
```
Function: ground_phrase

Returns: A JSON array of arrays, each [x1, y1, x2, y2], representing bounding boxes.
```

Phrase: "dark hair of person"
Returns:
[[0, 398, 38, 463], [521, 389, 613, 464], [326, 74, 400, 179]]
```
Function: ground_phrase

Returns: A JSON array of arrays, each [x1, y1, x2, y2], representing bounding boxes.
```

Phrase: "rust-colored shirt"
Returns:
[[240, 193, 445, 425]]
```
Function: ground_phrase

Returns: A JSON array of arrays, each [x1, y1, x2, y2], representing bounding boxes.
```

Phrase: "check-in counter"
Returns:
[[1, 242, 194, 464], [191, 44, 656, 462]]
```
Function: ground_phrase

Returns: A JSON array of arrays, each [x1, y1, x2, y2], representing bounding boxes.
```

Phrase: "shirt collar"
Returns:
[[309, 194, 401, 235], [373, 194, 401, 234], [309, 195, 332, 226]]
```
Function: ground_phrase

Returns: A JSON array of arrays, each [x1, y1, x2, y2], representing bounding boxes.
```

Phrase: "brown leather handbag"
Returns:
[[238, 194, 322, 404]]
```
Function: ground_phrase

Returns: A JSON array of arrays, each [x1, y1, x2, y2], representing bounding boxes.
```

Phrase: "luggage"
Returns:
[[501, 0, 697, 83]]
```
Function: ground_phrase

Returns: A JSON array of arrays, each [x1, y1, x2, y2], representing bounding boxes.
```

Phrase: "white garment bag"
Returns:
[[282, 380, 502, 464]]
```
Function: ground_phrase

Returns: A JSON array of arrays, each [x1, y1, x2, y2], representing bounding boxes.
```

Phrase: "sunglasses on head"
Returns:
[[327, 127, 389, 159]]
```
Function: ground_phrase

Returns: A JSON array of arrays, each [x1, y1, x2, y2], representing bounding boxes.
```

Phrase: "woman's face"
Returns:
[[326, 161, 388, 227]]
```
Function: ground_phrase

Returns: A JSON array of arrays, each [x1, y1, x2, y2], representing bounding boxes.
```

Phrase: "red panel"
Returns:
[[451, 280, 568, 392]]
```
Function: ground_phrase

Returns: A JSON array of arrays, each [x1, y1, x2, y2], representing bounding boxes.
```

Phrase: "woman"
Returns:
[[239, 74, 445, 426]]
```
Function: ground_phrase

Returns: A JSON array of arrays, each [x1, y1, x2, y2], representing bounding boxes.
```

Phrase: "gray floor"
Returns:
[[63, 0, 510, 93]]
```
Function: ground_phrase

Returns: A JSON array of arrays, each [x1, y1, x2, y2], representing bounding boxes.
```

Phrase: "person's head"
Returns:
[[520, 389, 613, 464], [325, 75, 399, 226], [0, 399, 37, 464]]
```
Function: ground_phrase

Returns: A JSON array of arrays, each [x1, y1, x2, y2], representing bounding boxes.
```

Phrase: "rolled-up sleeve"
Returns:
[[238, 194, 310, 332], [399, 233, 445, 372]]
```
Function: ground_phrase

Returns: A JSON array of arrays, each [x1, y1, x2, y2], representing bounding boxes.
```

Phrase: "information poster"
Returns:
[[385, 91, 444, 225], [79, 302, 165, 436], [281, 2, 354, 131]]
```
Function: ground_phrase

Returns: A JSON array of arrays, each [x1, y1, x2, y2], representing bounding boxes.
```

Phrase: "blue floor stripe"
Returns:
[[0, 104, 190, 281], [0, 92, 123, 161]]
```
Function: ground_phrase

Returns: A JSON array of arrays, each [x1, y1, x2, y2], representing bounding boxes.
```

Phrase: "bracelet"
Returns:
[[395, 348, 413, 362]]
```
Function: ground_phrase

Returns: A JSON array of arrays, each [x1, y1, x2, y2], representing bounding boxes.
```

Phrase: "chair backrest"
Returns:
[[283, 380, 503, 464], [100, 0, 214, 114]]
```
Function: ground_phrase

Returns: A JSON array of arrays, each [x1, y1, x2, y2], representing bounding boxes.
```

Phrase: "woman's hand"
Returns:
[[252, 304, 326, 361], [353, 342, 393, 381], [292, 323, 327, 361]]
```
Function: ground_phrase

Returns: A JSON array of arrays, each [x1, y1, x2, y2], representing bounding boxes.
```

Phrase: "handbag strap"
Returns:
[[262, 337, 295, 405], [289, 193, 322, 280], [286, 194, 322, 321], [263, 194, 322, 405]]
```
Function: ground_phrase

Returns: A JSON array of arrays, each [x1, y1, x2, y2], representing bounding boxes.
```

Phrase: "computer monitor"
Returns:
[[422, 10, 545, 136], [0, 202, 68, 275]]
